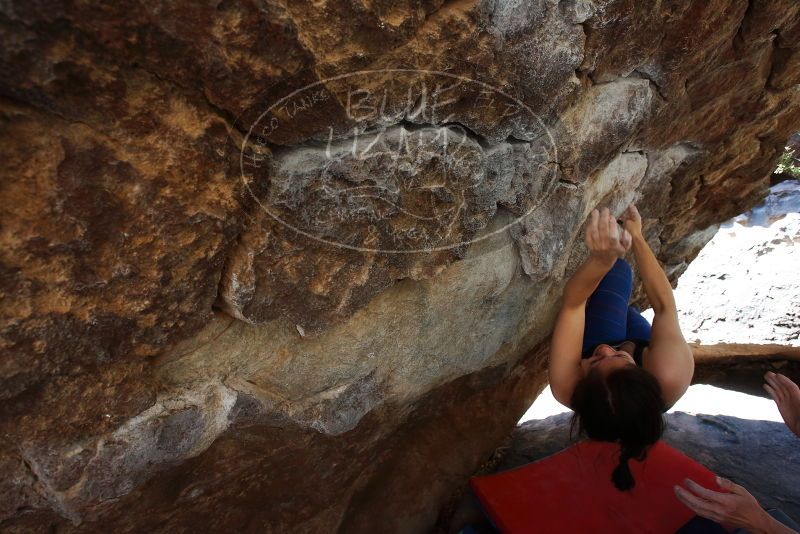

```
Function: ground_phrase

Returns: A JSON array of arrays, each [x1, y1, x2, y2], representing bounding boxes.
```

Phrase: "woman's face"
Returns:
[[581, 341, 637, 377]]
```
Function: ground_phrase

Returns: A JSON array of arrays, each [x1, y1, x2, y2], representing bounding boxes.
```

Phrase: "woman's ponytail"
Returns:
[[611, 446, 637, 491], [571, 366, 665, 492]]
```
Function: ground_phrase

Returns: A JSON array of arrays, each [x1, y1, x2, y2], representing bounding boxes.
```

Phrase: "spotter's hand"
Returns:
[[674, 477, 779, 533], [764, 372, 800, 438]]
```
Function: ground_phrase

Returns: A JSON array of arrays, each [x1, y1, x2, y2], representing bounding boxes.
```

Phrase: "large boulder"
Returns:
[[1, 0, 799, 531]]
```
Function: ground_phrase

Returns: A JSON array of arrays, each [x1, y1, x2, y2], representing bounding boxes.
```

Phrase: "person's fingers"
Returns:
[[764, 383, 779, 403], [765, 372, 784, 391], [775, 373, 800, 393], [684, 479, 727, 504], [674, 486, 702, 511], [608, 213, 619, 241], [765, 373, 786, 402], [716, 476, 745, 496], [610, 213, 619, 241], [631, 204, 640, 219], [598, 207, 609, 238], [588, 209, 599, 246], [674, 486, 723, 520], [620, 229, 632, 250], [765, 372, 783, 395], [589, 209, 599, 235]]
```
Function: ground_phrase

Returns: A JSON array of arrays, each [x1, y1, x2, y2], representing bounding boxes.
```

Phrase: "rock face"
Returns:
[[473, 412, 800, 528], [1, 0, 799, 531]]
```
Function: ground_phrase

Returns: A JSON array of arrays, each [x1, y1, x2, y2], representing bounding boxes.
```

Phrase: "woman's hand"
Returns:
[[620, 204, 643, 239], [585, 207, 631, 266], [674, 477, 775, 533]]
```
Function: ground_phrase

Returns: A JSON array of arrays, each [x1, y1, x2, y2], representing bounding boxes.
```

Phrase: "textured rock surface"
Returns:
[[1, 0, 799, 531], [691, 343, 800, 397], [466, 412, 800, 529]]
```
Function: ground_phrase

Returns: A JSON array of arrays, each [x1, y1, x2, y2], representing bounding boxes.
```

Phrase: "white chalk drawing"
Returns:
[[239, 67, 559, 254]]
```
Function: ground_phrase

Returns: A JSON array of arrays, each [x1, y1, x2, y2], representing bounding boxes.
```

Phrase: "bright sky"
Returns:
[[519, 384, 784, 424]]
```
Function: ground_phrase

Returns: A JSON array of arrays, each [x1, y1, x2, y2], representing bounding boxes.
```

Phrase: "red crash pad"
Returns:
[[470, 440, 724, 534]]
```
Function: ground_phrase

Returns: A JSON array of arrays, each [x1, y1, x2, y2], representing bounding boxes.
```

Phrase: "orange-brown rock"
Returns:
[[1, 0, 799, 531]]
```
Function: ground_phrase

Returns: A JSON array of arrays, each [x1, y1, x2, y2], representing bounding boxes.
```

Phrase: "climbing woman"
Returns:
[[548, 204, 694, 491]]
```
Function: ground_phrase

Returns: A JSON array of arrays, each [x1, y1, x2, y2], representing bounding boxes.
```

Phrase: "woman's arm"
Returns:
[[626, 210, 676, 314], [562, 255, 617, 308], [622, 205, 694, 405], [549, 208, 631, 406]]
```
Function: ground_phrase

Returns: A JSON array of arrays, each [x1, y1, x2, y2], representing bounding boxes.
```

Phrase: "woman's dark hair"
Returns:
[[570, 366, 665, 491]]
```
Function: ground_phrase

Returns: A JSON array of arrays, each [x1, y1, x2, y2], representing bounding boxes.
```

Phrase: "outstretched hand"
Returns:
[[674, 477, 773, 532], [764, 372, 800, 438], [585, 207, 631, 265]]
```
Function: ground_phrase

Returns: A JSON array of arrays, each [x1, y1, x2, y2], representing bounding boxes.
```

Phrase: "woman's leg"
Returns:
[[581, 258, 633, 356]]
